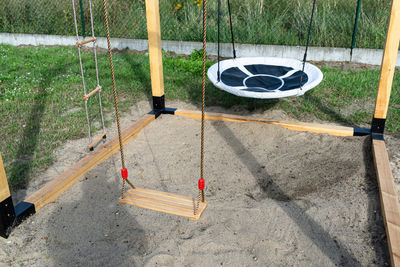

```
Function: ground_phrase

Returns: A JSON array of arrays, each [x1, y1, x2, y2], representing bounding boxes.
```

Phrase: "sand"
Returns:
[[1, 100, 399, 266]]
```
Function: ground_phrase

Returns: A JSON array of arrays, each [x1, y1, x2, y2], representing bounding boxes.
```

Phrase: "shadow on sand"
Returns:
[[211, 120, 388, 265], [45, 157, 148, 265]]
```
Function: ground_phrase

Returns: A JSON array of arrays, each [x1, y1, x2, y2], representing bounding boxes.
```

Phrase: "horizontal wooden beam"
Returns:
[[175, 109, 355, 137], [372, 139, 400, 266], [24, 114, 155, 211]]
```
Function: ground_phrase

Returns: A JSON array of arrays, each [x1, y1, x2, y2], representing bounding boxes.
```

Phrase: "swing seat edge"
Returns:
[[119, 187, 207, 221]]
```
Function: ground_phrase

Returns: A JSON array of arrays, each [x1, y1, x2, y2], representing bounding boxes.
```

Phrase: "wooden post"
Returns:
[[145, 0, 165, 110], [373, 0, 400, 122], [372, 2, 400, 264], [0, 154, 11, 204], [0, 153, 16, 238]]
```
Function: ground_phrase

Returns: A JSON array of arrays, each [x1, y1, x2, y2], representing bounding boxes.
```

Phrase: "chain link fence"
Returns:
[[0, 0, 393, 49]]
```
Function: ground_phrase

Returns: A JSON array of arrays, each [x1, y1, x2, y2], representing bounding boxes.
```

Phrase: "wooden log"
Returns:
[[25, 114, 155, 211], [145, 0, 164, 97], [372, 139, 400, 266], [0, 154, 11, 203], [83, 86, 101, 100], [119, 187, 207, 221], [75, 37, 96, 47], [374, 0, 400, 119], [175, 109, 355, 137]]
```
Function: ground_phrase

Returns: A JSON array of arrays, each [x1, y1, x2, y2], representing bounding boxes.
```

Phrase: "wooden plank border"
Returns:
[[175, 109, 357, 137], [372, 139, 400, 266], [24, 113, 155, 211]]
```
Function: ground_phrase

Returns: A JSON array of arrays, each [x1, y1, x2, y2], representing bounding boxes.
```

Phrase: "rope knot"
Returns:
[[121, 168, 128, 179], [198, 178, 205, 190]]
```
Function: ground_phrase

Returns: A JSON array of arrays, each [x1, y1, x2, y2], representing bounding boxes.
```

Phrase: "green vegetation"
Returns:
[[0, 44, 399, 189], [0, 0, 393, 49]]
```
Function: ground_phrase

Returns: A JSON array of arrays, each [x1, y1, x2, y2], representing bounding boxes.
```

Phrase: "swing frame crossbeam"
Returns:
[[0, 0, 399, 265]]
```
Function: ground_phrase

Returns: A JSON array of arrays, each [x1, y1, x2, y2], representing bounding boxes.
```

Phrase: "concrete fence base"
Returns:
[[1, 33, 399, 66]]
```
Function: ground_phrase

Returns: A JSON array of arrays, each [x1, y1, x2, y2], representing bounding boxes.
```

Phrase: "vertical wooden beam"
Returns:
[[0, 153, 16, 238], [0, 154, 11, 203], [145, 0, 164, 99], [374, 0, 400, 119]]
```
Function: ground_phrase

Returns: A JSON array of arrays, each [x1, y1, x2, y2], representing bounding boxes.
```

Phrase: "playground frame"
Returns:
[[0, 0, 399, 265]]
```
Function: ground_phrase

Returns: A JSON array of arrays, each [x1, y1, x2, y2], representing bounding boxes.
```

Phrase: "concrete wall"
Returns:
[[1, 33, 399, 66]]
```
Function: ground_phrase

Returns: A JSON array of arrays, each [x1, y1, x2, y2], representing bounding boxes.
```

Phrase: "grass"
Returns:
[[0, 0, 393, 49], [0, 44, 399, 189]]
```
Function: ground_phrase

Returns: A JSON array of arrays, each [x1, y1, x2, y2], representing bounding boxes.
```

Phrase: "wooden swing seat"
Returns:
[[119, 187, 207, 221]]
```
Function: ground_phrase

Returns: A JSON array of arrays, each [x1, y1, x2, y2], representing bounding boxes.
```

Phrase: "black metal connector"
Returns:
[[354, 127, 371, 136], [371, 118, 386, 134], [371, 117, 386, 140], [152, 95, 165, 111], [14, 201, 35, 225], [0, 197, 16, 238], [0, 198, 36, 239], [148, 108, 176, 119], [150, 95, 176, 118]]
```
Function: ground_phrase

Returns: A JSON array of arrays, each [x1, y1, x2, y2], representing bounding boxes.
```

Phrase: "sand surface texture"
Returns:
[[1, 101, 399, 266]]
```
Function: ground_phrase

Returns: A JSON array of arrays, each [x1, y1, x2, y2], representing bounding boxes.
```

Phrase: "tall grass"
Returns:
[[0, 0, 393, 49]]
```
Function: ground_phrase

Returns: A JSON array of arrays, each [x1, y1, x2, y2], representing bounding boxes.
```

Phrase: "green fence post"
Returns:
[[350, 0, 362, 61], [79, 0, 86, 38]]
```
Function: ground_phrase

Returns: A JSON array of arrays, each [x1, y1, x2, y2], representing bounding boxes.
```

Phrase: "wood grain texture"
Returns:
[[83, 86, 101, 100], [119, 187, 207, 221], [0, 153, 11, 202], [25, 114, 155, 211], [372, 139, 400, 266], [76, 37, 96, 47], [175, 109, 355, 137], [145, 0, 164, 97], [88, 132, 107, 150], [374, 0, 400, 119]]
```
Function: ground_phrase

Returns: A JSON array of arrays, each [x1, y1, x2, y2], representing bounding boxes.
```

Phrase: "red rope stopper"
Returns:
[[121, 168, 128, 179], [198, 178, 205, 190]]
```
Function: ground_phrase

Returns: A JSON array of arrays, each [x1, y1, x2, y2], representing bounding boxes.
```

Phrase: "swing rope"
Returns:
[[217, 0, 221, 81], [198, 0, 208, 207], [217, 0, 237, 81], [300, 0, 317, 88], [227, 0, 236, 59], [89, 0, 106, 134], [71, 0, 106, 147], [101, 0, 135, 197]]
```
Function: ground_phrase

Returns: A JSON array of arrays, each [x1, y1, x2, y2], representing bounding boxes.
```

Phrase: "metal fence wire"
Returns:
[[0, 0, 393, 49]]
